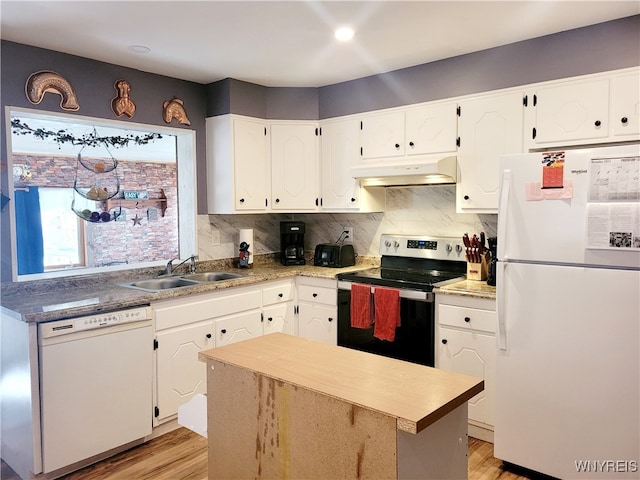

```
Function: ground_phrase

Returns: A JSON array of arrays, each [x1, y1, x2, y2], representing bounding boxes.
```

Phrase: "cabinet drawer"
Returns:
[[438, 304, 496, 333], [297, 285, 337, 306], [154, 289, 262, 331], [262, 281, 294, 305]]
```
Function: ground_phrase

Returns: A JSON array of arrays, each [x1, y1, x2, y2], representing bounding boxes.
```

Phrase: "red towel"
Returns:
[[350, 283, 373, 329], [373, 287, 400, 342]]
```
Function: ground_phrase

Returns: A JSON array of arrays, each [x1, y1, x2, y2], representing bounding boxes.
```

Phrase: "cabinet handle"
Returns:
[[394, 143, 400, 149], [328, 317, 333, 322], [278, 293, 283, 297], [312, 293, 318, 297], [206, 333, 212, 338], [268, 317, 273, 322], [463, 195, 470, 201], [221, 329, 227, 334], [409, 141, 415, 148], [239, 198, 245, 203], [464, 316, 471, 323], [350, 197, 356, 202], [275, 198, 280, 204], [594, 120, 602, 127], [621, 117, 629, 124], [441, 339, 448, 344]]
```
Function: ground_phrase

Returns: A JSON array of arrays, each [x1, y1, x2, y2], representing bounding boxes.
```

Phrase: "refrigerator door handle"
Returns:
[[498, 169, 512, 260], [496, 260, 507, 351]]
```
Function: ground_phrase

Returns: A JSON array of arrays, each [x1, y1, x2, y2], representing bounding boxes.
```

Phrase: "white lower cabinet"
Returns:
[[153, 279, 295, 424], [296, 277, 337, 345], [436, 294, 496, 442]]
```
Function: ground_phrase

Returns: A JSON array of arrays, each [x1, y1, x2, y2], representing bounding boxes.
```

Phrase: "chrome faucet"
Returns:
[[165, 254, 198, 275]]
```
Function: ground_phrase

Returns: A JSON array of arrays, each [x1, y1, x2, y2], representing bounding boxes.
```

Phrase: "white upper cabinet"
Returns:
[[525, 77, 610, 148], [360, 110, 406, 159], [270, 122, 320, 211], [456, 91, 524, 213], [523, 68, 640, 149], [319, 118, 361, 210], [207, 115, 269, 213], [405, 103, 459, 156], [611, 70, 640, 140], [358, 101, 458, 164]]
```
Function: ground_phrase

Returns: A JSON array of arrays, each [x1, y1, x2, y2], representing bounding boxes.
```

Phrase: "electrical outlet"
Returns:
[[211, 229, 221, 246], [343, 226, 354, 244]]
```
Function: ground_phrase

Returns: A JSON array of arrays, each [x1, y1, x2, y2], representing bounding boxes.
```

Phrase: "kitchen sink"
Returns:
[[119, 271, 245, 292], [121, 277, 201, 292], [181, 272, 244, 282]]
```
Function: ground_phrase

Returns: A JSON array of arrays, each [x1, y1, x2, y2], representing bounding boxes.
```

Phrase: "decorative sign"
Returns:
[[123, 190, 149, 200]]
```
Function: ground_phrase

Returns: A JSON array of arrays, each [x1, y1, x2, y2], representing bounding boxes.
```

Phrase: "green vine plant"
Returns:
[[11, 118, 163, 148]]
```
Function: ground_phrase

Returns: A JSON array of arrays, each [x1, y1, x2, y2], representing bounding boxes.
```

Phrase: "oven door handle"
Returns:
[[337, 281, 433, 302]]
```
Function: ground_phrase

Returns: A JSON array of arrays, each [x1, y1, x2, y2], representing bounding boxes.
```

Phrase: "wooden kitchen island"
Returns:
[[198, 333, 483, 479]]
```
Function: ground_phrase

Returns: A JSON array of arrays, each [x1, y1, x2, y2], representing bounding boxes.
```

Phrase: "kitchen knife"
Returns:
[[463, 234, 471, 262]]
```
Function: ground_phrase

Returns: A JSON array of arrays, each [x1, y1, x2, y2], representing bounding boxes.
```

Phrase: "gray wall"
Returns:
[[0, 40, 208, 281], [207, 15, 640, 120], [320, 15, 640, 117]]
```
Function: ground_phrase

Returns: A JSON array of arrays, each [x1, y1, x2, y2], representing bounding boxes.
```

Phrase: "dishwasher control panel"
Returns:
[[39, 306, 151, 339]]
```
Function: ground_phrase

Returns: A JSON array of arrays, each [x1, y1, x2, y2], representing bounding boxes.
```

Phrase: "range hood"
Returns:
[[352, 155, 457, 187]]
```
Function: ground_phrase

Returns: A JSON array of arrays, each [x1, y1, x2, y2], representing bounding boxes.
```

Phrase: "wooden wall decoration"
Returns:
[[162, 97, 191, 125], [111, 79, 136, 118], [25, 71, 80, 111]]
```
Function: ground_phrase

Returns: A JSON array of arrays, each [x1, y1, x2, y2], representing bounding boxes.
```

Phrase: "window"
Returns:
[[39, 188, 87, 269]]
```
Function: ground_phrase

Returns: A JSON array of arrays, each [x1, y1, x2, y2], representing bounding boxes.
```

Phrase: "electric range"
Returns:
[[336, 234, 467, 367]]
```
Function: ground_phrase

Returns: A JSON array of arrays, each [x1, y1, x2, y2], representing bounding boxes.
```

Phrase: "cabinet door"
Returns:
[[405, 102, 457, 156], [263, 302, 295, 336], [320, 119, 361, 210], [611, 70, 640, 140], [530, 78, 610, 146], [233, 117, 269, 210], [457, 92, 524, 212], [215, 310, 263, 347], [270, 123, 319, 210], [156, 320, 214, 422], [298, 303, 337, 345], [438, 326, 495, 427], [360, 111, 405, 159]]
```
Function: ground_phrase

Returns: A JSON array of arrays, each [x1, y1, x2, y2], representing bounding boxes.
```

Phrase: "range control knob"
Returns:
[[393, 241, 400, 248], [385, 240, 391, 247], [446, 243, 453, 253], [455, 244, 463, 254]]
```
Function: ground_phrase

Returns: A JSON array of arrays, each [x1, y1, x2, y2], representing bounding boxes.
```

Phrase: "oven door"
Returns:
[[337, 282, 435, 367]]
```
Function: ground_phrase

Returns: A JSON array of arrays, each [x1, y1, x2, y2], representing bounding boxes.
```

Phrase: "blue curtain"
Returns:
[[14, 187, 45, 275]]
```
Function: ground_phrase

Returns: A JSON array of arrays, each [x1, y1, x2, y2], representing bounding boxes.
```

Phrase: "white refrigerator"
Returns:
[[495, 144, 640, 479]]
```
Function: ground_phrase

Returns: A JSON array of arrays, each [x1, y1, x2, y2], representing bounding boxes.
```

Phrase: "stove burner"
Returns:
[[337, 266, 464, 292]]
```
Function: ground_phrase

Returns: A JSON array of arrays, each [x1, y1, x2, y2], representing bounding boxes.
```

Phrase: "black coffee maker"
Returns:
[[486, 237, 498, 286], [280, 221, 306, 266]]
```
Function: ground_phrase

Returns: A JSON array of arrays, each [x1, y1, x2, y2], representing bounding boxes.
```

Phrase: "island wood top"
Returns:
[[199, 333, 483, 434]]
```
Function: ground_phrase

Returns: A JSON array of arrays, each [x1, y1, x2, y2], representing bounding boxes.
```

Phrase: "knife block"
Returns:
[[467, 255, 488, 281]]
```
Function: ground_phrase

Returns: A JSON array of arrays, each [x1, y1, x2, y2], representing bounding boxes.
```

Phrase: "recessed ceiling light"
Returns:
[[128, 45, 151, 54], [335, 27, 354, 42]]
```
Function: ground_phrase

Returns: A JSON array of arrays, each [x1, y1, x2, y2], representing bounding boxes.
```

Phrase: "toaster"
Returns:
[[313, 243, 356, 268]]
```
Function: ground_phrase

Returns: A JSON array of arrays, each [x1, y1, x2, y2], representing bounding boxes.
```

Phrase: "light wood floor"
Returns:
[[2, 428, 534, 480]]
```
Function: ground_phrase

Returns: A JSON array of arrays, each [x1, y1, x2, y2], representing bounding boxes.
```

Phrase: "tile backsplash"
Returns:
[[198, 185, 497, 260]]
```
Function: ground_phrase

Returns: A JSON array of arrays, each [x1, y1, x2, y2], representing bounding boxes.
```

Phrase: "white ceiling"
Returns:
[[1, 1, 639, 88]]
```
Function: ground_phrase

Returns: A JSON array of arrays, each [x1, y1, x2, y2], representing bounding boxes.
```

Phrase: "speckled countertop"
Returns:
[[435, 279, 496, 300], [1, 256, 495, 323]]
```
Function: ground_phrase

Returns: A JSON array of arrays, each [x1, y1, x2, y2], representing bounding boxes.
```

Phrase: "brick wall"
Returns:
[[13, 153, 179, 267]]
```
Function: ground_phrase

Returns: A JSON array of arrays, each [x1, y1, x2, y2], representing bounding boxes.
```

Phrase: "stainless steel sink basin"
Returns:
[[121, 277, 201, 292], [181, 272, 244, 282], [119, 271, 245, 292]]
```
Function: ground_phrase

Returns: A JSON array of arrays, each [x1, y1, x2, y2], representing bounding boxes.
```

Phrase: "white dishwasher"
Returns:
[[38, 306, 153, 474]]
